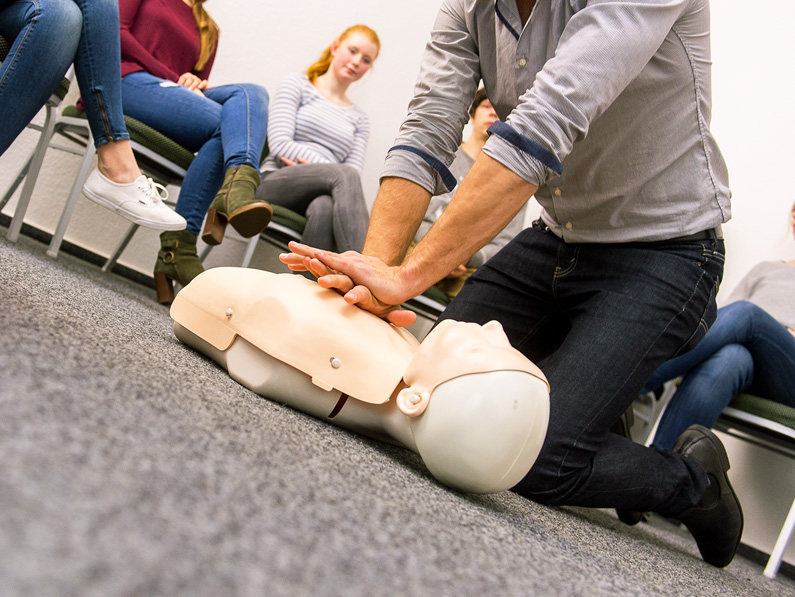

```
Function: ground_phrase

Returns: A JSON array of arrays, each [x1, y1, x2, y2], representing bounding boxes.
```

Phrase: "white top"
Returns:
[[261, 72, 370, 173], [727, 261, 795, 330]]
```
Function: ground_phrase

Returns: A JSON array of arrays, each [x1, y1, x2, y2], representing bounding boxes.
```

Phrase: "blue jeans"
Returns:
[[0, 0, 128, 155], [438, 221, 725, 515], [120, 72, 269, 235], [645, 300, 795, 450]]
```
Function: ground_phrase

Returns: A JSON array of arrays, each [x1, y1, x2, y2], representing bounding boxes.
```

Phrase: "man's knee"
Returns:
[[511, 452, 586, 506]]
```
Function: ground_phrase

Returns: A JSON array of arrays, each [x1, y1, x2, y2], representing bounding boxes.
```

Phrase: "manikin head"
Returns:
[[397, 320, 550, 493]]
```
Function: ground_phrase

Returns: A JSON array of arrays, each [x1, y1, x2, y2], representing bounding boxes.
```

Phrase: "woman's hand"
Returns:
[[177, 72, 209, 94], [444, 264, 468, 279], [280, 156, 309, 167]]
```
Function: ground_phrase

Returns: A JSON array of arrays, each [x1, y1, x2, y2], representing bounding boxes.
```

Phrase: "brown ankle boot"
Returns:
[[201, 164, 272, 246], [153, 230, 205, 304]]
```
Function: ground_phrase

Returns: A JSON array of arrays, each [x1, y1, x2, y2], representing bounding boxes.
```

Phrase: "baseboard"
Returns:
[[737, 542, 794, 579], [0, 214, 155, 289]]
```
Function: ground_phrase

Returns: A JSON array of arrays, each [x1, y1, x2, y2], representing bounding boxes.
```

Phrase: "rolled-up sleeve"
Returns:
[[380, 0, 482, 195]]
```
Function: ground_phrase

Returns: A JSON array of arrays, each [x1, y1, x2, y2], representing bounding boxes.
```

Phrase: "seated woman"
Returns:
[[0, 0, 183, 230], [410, 87, 526, 301], [252, 25, 378, 254], [645, 199, 795, 450], [118, 0, 270, 303]]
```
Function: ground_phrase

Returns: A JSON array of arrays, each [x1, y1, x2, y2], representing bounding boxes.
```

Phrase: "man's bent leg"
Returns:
[[444, 228, 725, 514]]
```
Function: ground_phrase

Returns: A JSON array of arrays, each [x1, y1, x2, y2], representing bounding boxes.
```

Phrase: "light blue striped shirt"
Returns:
[[382, 0, 731, 243], [261, 72, 370, 173]]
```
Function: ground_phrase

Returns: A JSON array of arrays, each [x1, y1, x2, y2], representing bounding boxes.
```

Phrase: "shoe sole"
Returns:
[[83, 185, 186, 231], [228, 203, 273, 238], [675, 425, 744, 567]]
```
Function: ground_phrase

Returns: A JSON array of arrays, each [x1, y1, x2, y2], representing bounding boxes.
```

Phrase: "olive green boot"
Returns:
[[201, 164, 272, 246], [153, 230, 205, 305]]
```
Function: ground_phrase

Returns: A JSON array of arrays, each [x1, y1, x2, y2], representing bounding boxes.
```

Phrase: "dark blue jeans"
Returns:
[[121, 71, 269, 235], [438, 221, 725, 515], [0, 0, 128, 155], [645, 300, 795, 450]]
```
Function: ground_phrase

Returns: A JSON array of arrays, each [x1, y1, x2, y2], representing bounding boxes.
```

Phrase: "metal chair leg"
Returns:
[[764, 497, 795, 579], [240, 235, 259, 268], [0, 154, 34, 213], [102, 222, 138, 272], [46, 139, 96, 258], [7, 105, 58, 242]]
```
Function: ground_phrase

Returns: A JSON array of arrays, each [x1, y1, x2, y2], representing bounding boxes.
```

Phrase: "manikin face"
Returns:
[[470, 99, 498, 136], [329, 32, 379, 83], [403, 320, 548, 397]]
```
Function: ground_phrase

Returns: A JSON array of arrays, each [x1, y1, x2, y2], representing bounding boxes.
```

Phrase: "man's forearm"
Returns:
[[400, 154, 537, 296], [363, 177, 431, 266]]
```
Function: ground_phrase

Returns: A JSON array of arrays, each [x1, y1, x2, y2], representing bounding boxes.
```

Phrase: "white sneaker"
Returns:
[[83, 169, 187, 231]]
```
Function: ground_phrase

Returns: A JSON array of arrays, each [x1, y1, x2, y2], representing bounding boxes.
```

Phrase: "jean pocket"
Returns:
[[671, 273, 720, 358]]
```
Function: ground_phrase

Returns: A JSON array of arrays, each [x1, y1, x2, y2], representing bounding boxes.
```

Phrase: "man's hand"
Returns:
[[280, 242, 418, 327]]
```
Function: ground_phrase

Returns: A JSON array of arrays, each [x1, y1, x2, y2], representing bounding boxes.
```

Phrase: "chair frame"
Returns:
[[714, 404, 795, 578], [1, 70, 74, 242]]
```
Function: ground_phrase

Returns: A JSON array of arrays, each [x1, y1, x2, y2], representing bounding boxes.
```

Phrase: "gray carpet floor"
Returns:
[[0, 230, 792, 597]]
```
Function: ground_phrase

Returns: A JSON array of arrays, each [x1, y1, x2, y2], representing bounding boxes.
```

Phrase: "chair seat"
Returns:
[[0, 34, 10, 61], [728, 394, 795, 431], [270, 204, 307, 232]]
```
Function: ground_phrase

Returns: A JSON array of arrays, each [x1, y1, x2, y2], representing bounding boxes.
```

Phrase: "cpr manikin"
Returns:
[[170, 268, 550, 494]]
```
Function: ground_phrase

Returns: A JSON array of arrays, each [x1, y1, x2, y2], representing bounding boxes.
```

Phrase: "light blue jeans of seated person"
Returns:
[[643, 300, 795, 450], [0, 0, 129, 156], [120, 72, 269, 235]]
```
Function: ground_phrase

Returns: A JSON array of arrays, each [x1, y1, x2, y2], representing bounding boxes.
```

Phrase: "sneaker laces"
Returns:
[[135, 177, 169, 206]]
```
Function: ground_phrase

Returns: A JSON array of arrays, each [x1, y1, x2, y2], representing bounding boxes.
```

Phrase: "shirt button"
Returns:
[[565, 221, 573, 230], [518, 57, 527, 67], [554, 188, 562, 196]]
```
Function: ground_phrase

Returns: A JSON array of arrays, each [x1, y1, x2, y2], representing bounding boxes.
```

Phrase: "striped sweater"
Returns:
[[261, 73, 369, 173]]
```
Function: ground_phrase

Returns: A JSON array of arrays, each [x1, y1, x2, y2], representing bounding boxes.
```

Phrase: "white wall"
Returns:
[[709, 2, 795, 299]]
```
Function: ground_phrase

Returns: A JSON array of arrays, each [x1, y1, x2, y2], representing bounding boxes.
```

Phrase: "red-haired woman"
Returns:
[[253, 25, 379, 254]]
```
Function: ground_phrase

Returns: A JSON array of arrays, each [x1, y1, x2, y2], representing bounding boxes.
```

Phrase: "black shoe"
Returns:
[[671, 425, 743, 567], [617, 509, 647, 526]]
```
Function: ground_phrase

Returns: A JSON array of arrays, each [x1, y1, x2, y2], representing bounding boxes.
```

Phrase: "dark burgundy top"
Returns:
[[119, 0, 217, 82]]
